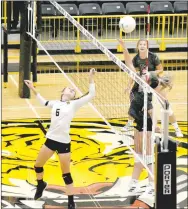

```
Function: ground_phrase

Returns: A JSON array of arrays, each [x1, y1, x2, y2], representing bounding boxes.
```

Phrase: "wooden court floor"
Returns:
[[2, 70, 187, 121]]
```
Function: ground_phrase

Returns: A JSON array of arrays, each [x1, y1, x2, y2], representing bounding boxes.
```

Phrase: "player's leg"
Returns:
[[34, 139, 55, 200], [128, 125, 144, 194], [158, 89, 183, 137], [139, 117, 155, 200], [121, 90, 135, 131], [168, 107, 183, 137], [58, 143, 75, 209]]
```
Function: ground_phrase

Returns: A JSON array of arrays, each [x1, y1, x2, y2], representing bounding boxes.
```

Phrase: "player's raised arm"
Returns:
[[118, 39, 136, 73], [74, 68, 96, 109], [24, 80, 56, 108], [118, 39, 136, 94]]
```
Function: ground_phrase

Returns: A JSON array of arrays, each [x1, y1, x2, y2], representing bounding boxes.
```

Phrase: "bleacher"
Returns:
[[1, 0, 188, 52], [40, 1, 188, 15]]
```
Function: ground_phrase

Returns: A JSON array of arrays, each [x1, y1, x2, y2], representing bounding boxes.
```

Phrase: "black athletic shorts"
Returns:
[[135, 116, 153, 132], [128, 91, 153, 132], [44, 138, 71, 154], [128, 91, 153, 121]]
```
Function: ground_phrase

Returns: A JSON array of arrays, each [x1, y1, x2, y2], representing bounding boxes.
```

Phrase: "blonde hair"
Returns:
[[137, 39, 149, 53], [61, 87, 76, 101], [159, 74, 173, 90]]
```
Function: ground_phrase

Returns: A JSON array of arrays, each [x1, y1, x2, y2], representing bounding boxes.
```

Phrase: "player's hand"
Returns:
[[118, 39, 125, 47], [24, 80, 34, 89], [89, 68, 96, 75], [124, 87, 131, 94]]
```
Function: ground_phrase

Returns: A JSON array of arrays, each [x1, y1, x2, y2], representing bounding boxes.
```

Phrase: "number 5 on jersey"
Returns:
[[56, 109, 60, 116]]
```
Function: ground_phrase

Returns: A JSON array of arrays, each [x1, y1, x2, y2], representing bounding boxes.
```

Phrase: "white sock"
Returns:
[[148, 181, 154, 188], [130, 179, 138, 185], [172, 122, 179, 130]]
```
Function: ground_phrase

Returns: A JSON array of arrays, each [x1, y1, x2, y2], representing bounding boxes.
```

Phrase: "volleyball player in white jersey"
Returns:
[[24, 68, 96, 209]]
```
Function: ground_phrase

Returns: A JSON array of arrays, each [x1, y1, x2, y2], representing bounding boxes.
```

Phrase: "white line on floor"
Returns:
[[9, 75, 41, 119]]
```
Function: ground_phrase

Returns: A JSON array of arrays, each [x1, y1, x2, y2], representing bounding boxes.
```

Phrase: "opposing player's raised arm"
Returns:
[[24, 80, 56, 108], [118, 39, 136, 93], [118, 39, 136, 73], [74, 69, 96, 109]]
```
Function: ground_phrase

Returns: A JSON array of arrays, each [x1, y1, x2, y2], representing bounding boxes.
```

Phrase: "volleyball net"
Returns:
[[26, 1, 176, 208]]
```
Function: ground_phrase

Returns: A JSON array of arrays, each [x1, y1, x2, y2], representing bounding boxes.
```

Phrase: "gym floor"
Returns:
[[2, 53, 188, 208]]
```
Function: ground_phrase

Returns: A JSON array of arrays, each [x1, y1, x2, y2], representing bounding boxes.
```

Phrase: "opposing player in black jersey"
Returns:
[[120, 39, 183, 137], [118, 39, 175, 200]]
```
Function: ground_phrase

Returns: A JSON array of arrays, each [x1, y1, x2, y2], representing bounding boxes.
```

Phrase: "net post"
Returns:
[[31, 37, 38, 84], [7, 1, 11, 30], [143, 88, 148, 163], [30, 0, 38, 84], [19, 2, 32, 98], [155, 100, 177, 209], [3, 28, 8, 88], [162, 100, 170, 152], [36, 1, 42, 34]]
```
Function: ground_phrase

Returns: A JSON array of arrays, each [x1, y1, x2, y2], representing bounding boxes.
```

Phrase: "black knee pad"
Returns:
[[34, 166, 44, 173], [63, 173, 73, 185]]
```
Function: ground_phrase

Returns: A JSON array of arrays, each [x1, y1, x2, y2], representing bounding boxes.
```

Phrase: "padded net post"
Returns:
[[19, 2, 32, 98]]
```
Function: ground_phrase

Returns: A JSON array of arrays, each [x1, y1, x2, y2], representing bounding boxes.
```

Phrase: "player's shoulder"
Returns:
[[149, 51, 158, 58], [132, 53, 139, 65], [51, 100, 62, 106], [148, 51, 156, 56], [133, 53, 139, 60]]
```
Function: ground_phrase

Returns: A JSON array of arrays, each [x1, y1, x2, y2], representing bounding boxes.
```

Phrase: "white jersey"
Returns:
[[36, 83, 95, 143]]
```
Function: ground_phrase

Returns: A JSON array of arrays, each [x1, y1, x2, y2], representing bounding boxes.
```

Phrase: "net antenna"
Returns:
[[27, 0, 170, 180]]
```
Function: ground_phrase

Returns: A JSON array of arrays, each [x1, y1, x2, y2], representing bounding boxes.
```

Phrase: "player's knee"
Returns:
[[63, 173, 73, 185], [148, 109, 153, 117], [34, 166, 44, 173]]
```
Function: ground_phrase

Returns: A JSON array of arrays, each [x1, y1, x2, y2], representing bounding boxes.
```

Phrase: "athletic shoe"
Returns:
[[34, 181, 47, 200], [68, 203, 76, 209], [121, 124, 133, 132], [128, 182, 140, 195], [138, 184, 155, 207], [175, 129, 183, 138]]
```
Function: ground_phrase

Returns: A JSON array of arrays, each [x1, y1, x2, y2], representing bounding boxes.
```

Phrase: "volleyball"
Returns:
[[119, 16, 136, 33]]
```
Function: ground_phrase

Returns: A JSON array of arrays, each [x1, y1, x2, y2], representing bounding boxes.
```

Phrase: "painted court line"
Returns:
[[9, 75, 41, 119], [3, 102, 187, 110]]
